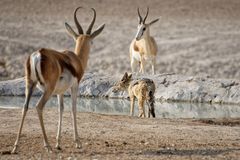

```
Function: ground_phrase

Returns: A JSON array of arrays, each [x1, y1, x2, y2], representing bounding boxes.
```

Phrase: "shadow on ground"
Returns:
[[141, 148, 240, 156]]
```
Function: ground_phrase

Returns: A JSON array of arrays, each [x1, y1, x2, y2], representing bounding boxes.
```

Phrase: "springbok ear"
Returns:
[[149, 18, 159, 26], [90, 24, 105, 39], [65, 22, 78, 40]]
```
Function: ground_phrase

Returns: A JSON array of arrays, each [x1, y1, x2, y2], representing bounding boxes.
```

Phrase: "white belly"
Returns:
[[132, 50, 156, 62], [132, 48, 141, 61], [37, 69, 76, 95]]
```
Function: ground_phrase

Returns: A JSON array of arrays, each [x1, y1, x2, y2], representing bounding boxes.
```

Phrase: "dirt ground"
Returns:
[[1, 1, 240, 159], [1, 0, 240, 80], [0, 108, 239, 159]]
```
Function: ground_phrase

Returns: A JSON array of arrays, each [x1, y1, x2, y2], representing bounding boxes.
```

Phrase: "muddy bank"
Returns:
[[1, 73, 240, 104], [0, 109, 239, 159]]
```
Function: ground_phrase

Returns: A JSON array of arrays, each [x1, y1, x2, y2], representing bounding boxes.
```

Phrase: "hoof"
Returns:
[[55, 145, 62, 150], [75, 142, 82, 149], [45, 146, 53, 153], [11, 147, 17, 154]]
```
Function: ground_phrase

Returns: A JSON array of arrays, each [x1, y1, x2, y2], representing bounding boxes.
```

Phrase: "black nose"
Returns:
[[112, 88, 117, 93]]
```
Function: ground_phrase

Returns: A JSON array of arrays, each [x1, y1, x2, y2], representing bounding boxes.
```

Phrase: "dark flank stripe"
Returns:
[[39, 48, 83, 82]]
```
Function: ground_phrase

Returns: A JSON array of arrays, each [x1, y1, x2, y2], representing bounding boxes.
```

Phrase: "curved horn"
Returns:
[[143, 7, 149, 24], [86, 8, 96, 35], [137, 8, 143, 24], [74, 7, 84, 34]]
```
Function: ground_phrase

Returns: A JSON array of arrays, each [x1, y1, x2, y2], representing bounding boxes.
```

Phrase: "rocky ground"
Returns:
[[0, 109, 239, 160], [1, 0, 240, 80], [2, 73, 240, 105]]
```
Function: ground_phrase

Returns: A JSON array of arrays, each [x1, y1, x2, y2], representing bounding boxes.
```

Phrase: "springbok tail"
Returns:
[[30, 51, 44, 84]]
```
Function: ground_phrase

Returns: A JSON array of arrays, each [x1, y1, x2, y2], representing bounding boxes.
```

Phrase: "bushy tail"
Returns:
[[147, 90, 155, 118]]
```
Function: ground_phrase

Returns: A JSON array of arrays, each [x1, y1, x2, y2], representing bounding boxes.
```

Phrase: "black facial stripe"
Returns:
[[140, 29, 144, 37]]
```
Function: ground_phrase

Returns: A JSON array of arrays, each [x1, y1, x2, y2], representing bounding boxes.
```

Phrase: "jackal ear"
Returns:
[[121, 72, 128, 81], [149, 18, 159, 26], [128, 74, 132, 79]]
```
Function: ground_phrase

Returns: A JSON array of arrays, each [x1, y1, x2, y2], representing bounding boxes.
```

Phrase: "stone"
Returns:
[[1, 72, 240, 104]]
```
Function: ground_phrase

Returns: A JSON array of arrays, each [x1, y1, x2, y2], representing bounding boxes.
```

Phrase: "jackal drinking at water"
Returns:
[[113, 72, 156, 118]]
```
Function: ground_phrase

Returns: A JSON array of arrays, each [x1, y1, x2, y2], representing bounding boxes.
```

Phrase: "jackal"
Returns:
[[113, 72, 156, 118]]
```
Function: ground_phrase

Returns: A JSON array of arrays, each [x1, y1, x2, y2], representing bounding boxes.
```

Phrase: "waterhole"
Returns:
[[0, 96, 240, 118]]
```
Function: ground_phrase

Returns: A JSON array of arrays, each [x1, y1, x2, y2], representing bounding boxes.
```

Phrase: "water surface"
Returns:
[[0, 96, 239, 118]]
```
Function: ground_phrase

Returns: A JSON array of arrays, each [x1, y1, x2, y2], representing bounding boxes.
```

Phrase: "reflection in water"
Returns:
[[0, 96, 239, 118]]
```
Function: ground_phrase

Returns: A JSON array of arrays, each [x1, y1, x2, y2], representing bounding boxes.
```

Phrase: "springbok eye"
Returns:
[[143, 27, 146, 31]]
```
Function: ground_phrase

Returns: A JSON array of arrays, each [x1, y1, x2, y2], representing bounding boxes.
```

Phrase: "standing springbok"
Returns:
[[11, 7, 105, 153], [130, 7, 159, 75]]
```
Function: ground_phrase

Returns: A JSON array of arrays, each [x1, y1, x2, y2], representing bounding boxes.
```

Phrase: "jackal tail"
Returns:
[[147, 89, 155, 118]]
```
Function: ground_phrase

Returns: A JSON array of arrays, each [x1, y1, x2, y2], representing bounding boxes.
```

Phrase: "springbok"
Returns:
[[130, 7, 159, 75], [11, 7, 105, 153], [113, 72, 156, 118]]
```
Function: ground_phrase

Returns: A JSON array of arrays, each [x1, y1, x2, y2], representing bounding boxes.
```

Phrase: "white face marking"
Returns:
[[135, 24, 147, 40]]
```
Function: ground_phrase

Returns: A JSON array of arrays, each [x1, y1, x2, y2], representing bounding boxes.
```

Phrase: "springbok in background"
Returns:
[[11, 7, 105, 153], [130, 7, 159, 75]]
